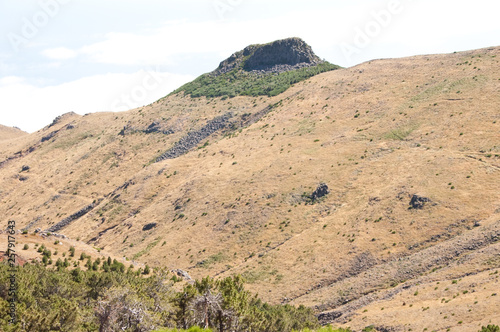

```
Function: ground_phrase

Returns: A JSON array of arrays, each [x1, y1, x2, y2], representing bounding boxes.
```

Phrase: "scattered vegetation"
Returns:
[[197, 252, 227, 269], [384, 124, 418, 140], [133, 238, 162, 260]]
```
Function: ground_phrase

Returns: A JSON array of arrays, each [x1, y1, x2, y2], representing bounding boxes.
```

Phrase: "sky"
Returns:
[[0, 0, 499, 133]]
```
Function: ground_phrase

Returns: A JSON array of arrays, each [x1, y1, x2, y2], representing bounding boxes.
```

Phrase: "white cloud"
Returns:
[[0, 58, 17, 73], [0, 76, 25, 86], [77, 13, 355, 66], [75, 1, 500, 68], [42, 47, 78, 60], [0, 71, 194, 133]]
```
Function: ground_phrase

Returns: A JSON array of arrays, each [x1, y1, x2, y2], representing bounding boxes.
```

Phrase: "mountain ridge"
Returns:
[[1, 44, 499, 331]]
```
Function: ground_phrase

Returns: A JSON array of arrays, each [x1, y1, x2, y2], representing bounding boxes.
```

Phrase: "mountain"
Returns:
[[0, 124, 28, 141], [1, 39, 499, 331], [171, 37, 340, 98]]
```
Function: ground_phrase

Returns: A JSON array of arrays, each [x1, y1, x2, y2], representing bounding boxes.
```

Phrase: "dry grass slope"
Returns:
[[0, 124, 28, 141], [1, 46, 499, 331]]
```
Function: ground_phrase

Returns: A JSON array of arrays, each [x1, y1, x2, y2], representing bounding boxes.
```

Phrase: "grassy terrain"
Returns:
[[171, 62, 340, 98]]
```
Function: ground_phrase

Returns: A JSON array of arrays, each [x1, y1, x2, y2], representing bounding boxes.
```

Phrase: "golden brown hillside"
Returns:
[[1, 46, 499, 331], [0, 124, 27, 141]]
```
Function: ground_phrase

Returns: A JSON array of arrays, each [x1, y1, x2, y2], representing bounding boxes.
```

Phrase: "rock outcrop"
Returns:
[[119, 121, 175, 136], [47, 111, 78, 128], [41, 131, 57, 142], [156, 113, 233, 162], [173, 269, 192, 281], [46, 199, 102, 233], [409, 194, 433, 209], [211, 37, 324, 76], [311, 183, 330, 201], [142, 223, 157, 231]]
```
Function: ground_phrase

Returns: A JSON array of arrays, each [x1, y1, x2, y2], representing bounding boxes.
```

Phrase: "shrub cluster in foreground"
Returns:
[[0, 262, 318, 332], [0, 263, 497, 332]]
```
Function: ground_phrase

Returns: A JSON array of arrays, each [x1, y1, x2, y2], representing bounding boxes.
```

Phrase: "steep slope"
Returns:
[[1, 44, 499, 331]]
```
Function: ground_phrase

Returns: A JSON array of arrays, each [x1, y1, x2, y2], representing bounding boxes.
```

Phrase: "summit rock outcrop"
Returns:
[[211, 37, 324, 76]]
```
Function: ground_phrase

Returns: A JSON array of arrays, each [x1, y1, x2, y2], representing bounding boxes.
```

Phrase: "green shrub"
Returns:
[[171, 62, 340, 99], [43, 249, 51, 258]]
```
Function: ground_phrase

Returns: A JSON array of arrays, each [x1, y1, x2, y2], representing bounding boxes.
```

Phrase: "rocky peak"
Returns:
[[211, 37, 323, 76]]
